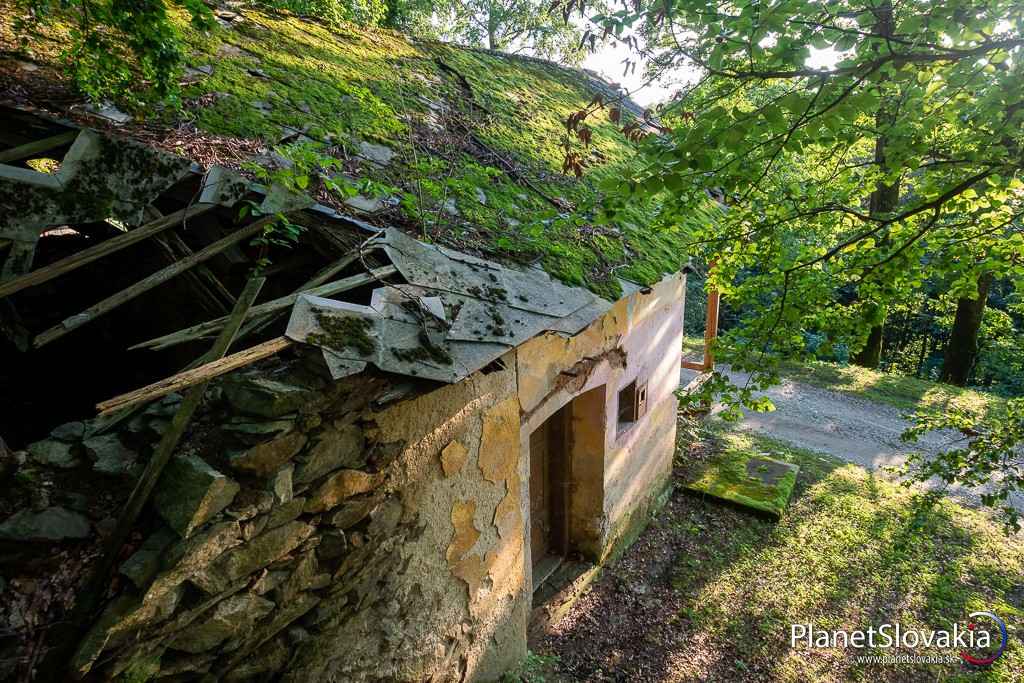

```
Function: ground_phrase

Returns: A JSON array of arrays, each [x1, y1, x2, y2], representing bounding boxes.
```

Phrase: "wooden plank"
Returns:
[[152, 234, 228, 317], [34, 216, 274, 347], [97, 336, 290, 415], [0, 130, 78, 164], [232, 249, 368, 343], [703, 280, 721, 371], [68, 276, 266, 671], [164, 230, 237, 310], [0, 202, 217, 300], [129, 265, 398, 351]]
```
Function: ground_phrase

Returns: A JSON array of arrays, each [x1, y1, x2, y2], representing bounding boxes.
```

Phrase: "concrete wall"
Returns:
[[0, 275, 683, 683]]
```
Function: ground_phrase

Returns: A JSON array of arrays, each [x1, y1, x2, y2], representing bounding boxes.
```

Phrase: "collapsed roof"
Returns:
[[0, 6, 696, 445], [287, 228, 610, 383], [0, 110, 644, 449]]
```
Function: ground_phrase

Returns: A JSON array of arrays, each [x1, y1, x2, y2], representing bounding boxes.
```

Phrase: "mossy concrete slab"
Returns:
[[683, 449, 799, 519]]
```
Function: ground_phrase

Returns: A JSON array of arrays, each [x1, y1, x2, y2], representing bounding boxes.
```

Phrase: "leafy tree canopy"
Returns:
[[573, 0, 1022, 364], [567, 0, 1024, 525], [433, 0, 592, 63]]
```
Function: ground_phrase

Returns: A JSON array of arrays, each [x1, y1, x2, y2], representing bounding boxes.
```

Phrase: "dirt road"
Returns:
[[679, 366, 1024, 513]]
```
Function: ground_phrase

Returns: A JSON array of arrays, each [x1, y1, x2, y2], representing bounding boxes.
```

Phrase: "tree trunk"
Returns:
[[853, 0, 896, 370], [854, 323, 884, 368], [939, 271, 992, 386], [487, 12, 498, 50]]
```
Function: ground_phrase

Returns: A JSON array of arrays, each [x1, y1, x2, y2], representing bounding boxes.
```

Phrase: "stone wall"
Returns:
[[0, 350, 524, 682], [0, 274, 684, 683]]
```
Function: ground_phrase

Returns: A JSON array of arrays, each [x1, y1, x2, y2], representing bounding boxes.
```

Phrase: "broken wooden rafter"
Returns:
[[130, 265, 399, 351], [151, 234, 228, 318], [231, 248, 372, 343], [68, 275, 265, 672], [0, 203, 218, 300], [34, 215, 275, 347], [97, 335, 291, 415], [0, 130, 78, 165], [163, 230, 237, 310]]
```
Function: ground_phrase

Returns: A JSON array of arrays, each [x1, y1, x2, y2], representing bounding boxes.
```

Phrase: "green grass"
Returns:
[[675, 427, 1024, 681], [780, 360, 1005, 418], [537, 422, 1024, 681]]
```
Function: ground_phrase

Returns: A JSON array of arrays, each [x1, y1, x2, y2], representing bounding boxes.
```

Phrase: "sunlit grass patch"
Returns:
[[675, 428, 1024, 682], [781, 360, 1005, 419]]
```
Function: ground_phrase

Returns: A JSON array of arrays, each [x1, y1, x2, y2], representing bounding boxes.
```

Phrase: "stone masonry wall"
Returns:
[[0, 275, 684, 683], [0, 349, 525, 682]]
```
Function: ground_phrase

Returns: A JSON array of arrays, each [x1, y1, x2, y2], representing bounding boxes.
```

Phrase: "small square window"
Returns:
[[618, 379, 648, 425]]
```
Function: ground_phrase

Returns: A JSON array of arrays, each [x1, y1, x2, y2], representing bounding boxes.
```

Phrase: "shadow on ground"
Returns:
[[529, 424, 1024, 682]]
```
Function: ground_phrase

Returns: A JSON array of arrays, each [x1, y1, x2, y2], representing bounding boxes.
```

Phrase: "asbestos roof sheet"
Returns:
[[285, 228, 612, 383]]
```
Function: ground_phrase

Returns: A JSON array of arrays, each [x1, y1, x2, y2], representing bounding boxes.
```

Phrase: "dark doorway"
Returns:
[[529, 403, 570, 592]]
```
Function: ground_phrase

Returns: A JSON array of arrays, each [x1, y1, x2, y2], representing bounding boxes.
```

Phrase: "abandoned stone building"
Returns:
[[0, 7, 692, 681]]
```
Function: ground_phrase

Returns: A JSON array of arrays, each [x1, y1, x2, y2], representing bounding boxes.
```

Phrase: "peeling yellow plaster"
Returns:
[[477, 398, 519, 484], [440, 440, 469, 477], [492, 474, 520, 540], [452, 554, 485, 602], [447, 499, 480, 565]]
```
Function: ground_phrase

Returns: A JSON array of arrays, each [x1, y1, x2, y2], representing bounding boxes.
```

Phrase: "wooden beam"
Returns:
[[68, 276, 265, 676], [231, 249, 369, 344], [97, 335, 291, 415], [34, 215, 274, 348], [130, 265, 398, 351], [0, 203, 218, 300], [151, 234, 228, 318], [0, 130, 78, 164], [164, 230, 237, 310]]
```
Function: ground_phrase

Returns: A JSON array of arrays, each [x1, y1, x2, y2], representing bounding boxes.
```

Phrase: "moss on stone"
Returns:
[[391, 331, 454, 366], [683, 446, 799, 519]]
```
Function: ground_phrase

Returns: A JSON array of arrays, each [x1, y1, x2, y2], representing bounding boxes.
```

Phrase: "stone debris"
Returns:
[[358, 141, 396, 166], [154, 455, 241, 538], [27, 438, 79, 468], [0, 506, 90, 541], [229, 431, 307, 476], [83, 433, 138, 475], [304, 470, 380, 513], [223, 374, 317, 418], [170, 593, 275, 653], [294, 425, 364, 485], [50, 421, 85, 441], [83, 101, 132, 124]]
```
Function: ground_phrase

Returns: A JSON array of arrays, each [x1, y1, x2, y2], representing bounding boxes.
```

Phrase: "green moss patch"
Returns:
[[684, 443, 799, 518], [1, 3, 700, 299]]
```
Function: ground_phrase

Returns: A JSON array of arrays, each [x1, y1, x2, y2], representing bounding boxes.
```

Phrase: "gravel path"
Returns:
[[679, 365, 1024, 514]]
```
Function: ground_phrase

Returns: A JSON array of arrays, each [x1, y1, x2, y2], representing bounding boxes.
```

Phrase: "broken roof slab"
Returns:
[[285, 228, 612, 383]]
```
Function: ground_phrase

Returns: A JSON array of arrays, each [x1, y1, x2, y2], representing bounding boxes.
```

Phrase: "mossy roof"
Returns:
[[0, 5, 694, 299]]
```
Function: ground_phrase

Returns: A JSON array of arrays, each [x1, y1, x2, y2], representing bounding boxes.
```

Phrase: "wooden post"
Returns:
[[703, 285, 720, 371], [63, 275, 265, 679]]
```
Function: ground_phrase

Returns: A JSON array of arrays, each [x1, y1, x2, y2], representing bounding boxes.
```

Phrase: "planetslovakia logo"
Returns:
[[790, 611, 1009, 666], [960, 611, 1009, 666]]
